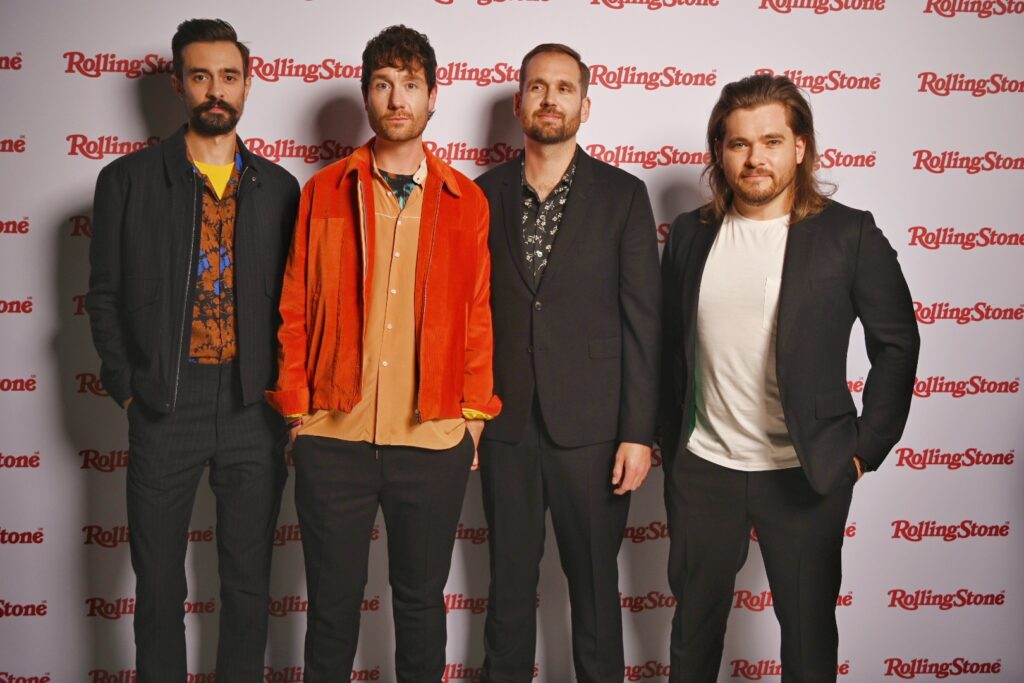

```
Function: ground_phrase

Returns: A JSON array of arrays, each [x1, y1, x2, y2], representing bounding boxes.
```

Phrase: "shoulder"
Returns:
[[249, 154, 299, 192], [474, 157, 519, 195], [579, 151, 648, 196], [100, 140, 163, 180]]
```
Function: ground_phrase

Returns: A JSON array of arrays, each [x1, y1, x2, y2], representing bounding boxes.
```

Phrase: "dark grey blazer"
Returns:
[[475, 148, 661, 448], [660, 200, 920, 494]]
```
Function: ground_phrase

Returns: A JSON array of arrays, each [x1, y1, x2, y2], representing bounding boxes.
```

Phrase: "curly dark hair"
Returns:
[[172, 18, 249, 80], [360, 25, 437, 96]]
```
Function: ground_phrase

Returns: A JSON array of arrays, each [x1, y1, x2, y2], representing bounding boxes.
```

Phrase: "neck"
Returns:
[[184, 127, 236, 165], [523, 137, 576, 193], [373, 137, 425, 175]]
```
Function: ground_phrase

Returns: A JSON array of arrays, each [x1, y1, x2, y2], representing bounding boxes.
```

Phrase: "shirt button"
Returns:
[[390, 288, 397, 295], [394, 251, 400, 258], [386, 323, 394, 330], [534, 301, 542, 311], [382, 360, 389, 367]]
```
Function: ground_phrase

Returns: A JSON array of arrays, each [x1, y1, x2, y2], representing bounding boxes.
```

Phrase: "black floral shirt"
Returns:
[[521, 154, 577, 282]]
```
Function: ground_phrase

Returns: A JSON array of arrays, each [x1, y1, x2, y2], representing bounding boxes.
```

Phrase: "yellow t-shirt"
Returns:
[[193, 160, 234, 199]]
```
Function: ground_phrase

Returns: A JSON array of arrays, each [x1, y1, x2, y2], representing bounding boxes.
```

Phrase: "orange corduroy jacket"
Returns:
[[265, 140, 502, 422]]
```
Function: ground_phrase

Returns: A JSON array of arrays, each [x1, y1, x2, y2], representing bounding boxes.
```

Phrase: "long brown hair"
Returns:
[[700, 73, 834, 224]]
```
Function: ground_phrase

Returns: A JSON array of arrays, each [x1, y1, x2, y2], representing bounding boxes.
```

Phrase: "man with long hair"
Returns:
[[660, 74, 919, 682], [87, 18, 299, 680], [266, 25, 500, 682]]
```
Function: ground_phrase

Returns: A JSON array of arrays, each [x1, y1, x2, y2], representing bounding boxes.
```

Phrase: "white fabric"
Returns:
[[687, 210, 800, 472]]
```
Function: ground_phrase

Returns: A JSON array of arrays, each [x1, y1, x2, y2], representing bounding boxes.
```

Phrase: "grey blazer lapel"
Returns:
[[499, 164, 537, 293], [535, 149, 592, 291], [776, 215, 821, 353]]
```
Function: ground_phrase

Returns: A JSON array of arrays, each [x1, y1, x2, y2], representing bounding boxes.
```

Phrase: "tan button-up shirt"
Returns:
[[300, 156, 466, 449]]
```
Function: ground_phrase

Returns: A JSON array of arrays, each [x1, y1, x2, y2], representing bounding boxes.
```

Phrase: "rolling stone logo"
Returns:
[[623, 520, 669, 544], [67, 135, 160, 160], [620, 590, 677, 613], [923, 0, 1024, 18], [730, 660, 850, 679], [72, 294, 87, 316], [0, 52, 24, 70], [80, 448, 128, 472], [733, 590, 853, 612], [76, 372, 109, 397], [0, 375, 37, 393], [890, 519, 1009, 542], [0, 600, 48, 618], [86, 596, 216, 619], [585, 144, 709, 170], [755, 68, 881, 93], [444, 592, 489, 614], [894, 447, 1015, 470], [913, 375, 1020, 398], [2, 217, 30, 235], [63, 52, 173, 78], [588, 65, 716, 91], [0, 450, 42, 469], [0, 298, 32, 314], [760, 0, 883, 13], [274, 523, 302, 546], [752, 523, 856, 542], [914, 301, 1024, 325], [426, 141, 522, 167], [87, 672, 217, 683], [912, 149, 1024, 174], [244, 137, 356, 164], [1, 136, 26, 153], [887, 588, 1005, 610], [70, 215, 92, 237], [589, 0, 718, 9], [815, 149, 876, 170], [268, 594, 382, 617], [625, 661, 672, 681], [249, 56, 360, 83], [883, 657, 1002, 678], [434, 0, 549, 5], [261, 667, 386, 683], [455, 523, 489, 544], [918, 71, 1024, 96], [0, 528, 44, 545], [908, 225, 1024, 250], [0, 672, 51, 683], [82, 525, 213, 548], [443, 663, 537, 682]]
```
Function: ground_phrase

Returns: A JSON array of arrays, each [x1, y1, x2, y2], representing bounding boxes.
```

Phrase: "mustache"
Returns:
[[195, 98, 238, 116]]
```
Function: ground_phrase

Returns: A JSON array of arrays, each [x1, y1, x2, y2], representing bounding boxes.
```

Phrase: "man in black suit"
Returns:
[[660, 74, 919, 682], [475, 44, 661, 683], [86, 19, 299, 681]]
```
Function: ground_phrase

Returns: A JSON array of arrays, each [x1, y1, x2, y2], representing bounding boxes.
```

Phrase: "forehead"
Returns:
[[180, 40, 245, 71], [722, 102, 793, 138], [524, 51, 582, 82], [368, 60, 428, 82]]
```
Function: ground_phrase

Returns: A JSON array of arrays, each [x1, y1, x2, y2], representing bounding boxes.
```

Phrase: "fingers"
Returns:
[[471, 448, 480, 472], [613, 446, 652, 495]]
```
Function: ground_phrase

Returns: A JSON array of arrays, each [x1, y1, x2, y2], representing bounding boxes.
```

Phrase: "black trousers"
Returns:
[[293, 432, 474, 683], [664, 448, 854, 683], [126, 362, 287, 683], [479, 400, 630, 683]]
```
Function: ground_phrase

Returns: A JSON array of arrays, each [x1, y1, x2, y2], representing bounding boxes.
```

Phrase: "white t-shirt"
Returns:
[[686, 210, 800, 471]]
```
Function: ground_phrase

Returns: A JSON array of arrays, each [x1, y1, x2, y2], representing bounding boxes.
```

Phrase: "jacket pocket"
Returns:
[[814, 389, 857, 419], [588, 335, 621, 359], [125, 277, 161, 311]]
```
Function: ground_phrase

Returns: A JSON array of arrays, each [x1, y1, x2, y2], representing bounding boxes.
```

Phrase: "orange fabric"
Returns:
[[265, 140, 502, 423]]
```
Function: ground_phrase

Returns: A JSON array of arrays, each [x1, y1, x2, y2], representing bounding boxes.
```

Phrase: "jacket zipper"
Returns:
[[172, 173, 200, 411], [414, 182, 442, 423]]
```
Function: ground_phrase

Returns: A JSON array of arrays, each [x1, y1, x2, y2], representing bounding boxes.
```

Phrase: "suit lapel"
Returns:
[[536, 149, 592, 292], [498, 163, 537, 293], [776, 214, 821, 352]]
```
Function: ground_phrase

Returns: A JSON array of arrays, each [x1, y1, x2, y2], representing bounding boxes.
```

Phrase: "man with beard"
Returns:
[[86, 18, 299, 681], [474, 44, 660, 683], [265, 25, 500, 682], [659, 74, 919, 682]]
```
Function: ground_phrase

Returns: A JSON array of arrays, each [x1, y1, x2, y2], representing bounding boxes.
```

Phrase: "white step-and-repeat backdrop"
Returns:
[[1, 1, 1023, 681]]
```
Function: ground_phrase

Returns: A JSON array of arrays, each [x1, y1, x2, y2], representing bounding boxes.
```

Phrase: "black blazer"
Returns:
[[660, 201, 920, 494], [86, 125, 300, 412], [475, 149, 661, 448]]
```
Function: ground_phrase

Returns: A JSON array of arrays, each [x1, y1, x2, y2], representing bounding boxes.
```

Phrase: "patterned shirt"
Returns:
[[188, 152, 242, 363], [521, 153, 577, 282]]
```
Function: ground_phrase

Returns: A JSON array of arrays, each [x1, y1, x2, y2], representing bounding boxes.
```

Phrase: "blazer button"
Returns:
[[534, 301, 542, 311], [527, 345, 534, 354]]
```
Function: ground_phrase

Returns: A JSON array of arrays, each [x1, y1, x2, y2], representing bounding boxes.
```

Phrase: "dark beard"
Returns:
[[189, 99, 240, 136]]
